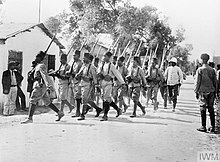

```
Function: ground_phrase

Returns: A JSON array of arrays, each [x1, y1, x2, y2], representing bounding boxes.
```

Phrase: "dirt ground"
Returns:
[[0, 76, 220, 162]]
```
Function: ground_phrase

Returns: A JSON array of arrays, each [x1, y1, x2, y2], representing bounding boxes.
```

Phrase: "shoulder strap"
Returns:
[[87, 64, 91, 76], [108, 63, 111, 75]]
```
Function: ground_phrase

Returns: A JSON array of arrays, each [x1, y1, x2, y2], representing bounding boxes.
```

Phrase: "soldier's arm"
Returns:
[[194, 69, 201, 93], [111, 65, 125, 85], [39, 65, 50, 87], [139, 68, 147, 86], [91, 66, 98, 85]]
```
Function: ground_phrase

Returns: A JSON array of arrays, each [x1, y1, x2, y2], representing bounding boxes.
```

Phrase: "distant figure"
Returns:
[[164, 57, 183, 112], [194, 53, 217, 133], [2, 61, 23, 116]]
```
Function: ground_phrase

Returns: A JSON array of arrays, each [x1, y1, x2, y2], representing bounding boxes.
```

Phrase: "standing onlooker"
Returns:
[[164, 57, 183, 112], [2, 61, 23, 116], [15, 62, 27, 112], [194, 53, 217, 133]]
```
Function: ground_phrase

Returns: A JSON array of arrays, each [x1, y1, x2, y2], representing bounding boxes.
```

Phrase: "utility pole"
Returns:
[[38, 0, 41, 23]]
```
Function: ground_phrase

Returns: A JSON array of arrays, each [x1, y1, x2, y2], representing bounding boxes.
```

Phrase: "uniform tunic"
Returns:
[[58, 64, 70, 100], [78, 63, 97, 104], [98, 62, 125, 102], [128, 66, 147, 101], [30, 62, 51, 106], [68, 60, 83, 101]]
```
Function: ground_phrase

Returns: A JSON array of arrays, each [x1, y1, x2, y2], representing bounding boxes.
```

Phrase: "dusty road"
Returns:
[[0, 76, 219, 162]]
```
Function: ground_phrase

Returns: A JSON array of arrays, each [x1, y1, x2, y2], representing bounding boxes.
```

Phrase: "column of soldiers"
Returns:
[[21, 46, 184, 123]]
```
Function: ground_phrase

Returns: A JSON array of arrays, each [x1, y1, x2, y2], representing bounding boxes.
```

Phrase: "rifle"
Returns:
[[121, 41, 131, 57], [109, 36, 120, 52], [113, 43, 119, 56], [79, 40, 87, 51], [96, 45, 102, 58], [142, 47, 149, 69], [90, 38, 99, 55], [45, 33, 57, 54], [153, 43, 159, 57], [66, 43, 75, 56], [159, 46, 167, 70], [135, 40, 143, 56]]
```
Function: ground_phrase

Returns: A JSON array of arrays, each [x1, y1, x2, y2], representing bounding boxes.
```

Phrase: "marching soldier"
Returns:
[[49, 54, 74, 114], [93, 57, 101, 106], [97, 52, 125, 121], [21, 51, 64, 124], [66, 50, 83, 117], [126, 56, 147, 117], [113, 56, 129, 113], [145, 57, 164, 111], [76, 53, 103, 120]]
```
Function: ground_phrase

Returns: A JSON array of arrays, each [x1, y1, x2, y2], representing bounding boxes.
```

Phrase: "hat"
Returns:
[[31, 61, 37, 67], [8, 61, 17, 66], [84, 52, 90, 59], [74, 50, 81, 56], [94, 57, 99, 62], [133, 56, 141, 66], [169, 57, 177, 64], [60, 54, 67, 60], [113, 56, 118, 60], [200, 53, 210, 61], [118, 56, 125, 62], [36, 51, 46, 59], [89, 54, 94, 61], [104, 51, 113, 58]]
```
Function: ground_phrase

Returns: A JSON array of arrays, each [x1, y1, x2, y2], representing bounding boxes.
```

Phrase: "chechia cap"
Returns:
[[169, 57, 177, 64], [200, 53, 210, 61]]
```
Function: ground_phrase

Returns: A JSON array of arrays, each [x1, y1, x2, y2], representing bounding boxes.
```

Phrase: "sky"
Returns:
[[0, 0, 220, 61]]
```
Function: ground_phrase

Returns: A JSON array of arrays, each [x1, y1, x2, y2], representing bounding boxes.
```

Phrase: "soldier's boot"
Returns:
[[78, 105, 87, 120], [21, 104, 36, 124], [137, 101, 146, 115], [87, 101, 102, 117], [172, 99, 177, 112], [197, 109, 207, 132], [47, 103, 64, 121], [209, 110, 215, 133], [130, 101, 137, 118], [100, 102, 110, 121], [110, 101, 122, 117], [72, 98, 81, 117]]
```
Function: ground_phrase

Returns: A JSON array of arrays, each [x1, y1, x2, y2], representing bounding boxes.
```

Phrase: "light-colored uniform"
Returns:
[[79, 63, 97, 104], [30, 62, 52, 106], [113, 65, 128, 103], [68, 60, 83, 104], [98, 62, 125, 102], [3, 70, 17, 115], [58, 64, 70, 100], [128, 66, 147, 101]]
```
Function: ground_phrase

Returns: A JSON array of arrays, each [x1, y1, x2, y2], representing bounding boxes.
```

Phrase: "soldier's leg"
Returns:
[[152, 86, 159, 111], [172, 85, 179, 112], [88, 101, 102, 117], [197, 93, 207, 132], [100, 84, 112, 121], [207, 92, 215, 133], [72, 86, 82, 117]]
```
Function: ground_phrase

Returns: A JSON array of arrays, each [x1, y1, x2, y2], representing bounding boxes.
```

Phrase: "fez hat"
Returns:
[[169, 57, 177, 64], [105, 51, 113, 58], [75, 50, 81, 56], [118, 56, 125, 62], [36, 51, 46, 59], [133, 56, 141, 66], [200, 53, 209, 60], [89, 54, 94, 61], [60, 54, 67, 60], [94, 57, 99, 62], [31, 60, 37, 67], [113, 56, 118, 60]]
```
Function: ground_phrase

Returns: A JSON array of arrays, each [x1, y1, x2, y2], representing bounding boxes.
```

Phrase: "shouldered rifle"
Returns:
[[45, 33, 57, 54]]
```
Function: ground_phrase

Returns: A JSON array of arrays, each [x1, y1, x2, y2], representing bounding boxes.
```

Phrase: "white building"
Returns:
[[0, 23, 65, 111]]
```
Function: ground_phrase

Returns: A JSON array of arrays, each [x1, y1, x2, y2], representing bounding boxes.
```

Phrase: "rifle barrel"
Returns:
[[45, 33, 57, 54]]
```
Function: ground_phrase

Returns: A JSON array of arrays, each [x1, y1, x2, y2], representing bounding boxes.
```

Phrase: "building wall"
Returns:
[[0, 27, 61, 110]]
